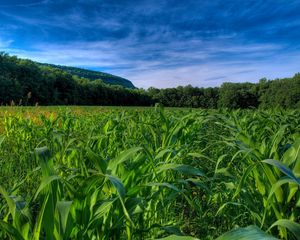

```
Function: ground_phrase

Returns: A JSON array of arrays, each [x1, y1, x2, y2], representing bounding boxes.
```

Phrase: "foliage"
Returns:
[[1, 53, 300, 108], [39, 63, 136, 89], [0, 106, 299, 239], [0, 52, 150, 106], [218, 82, 259, 109]]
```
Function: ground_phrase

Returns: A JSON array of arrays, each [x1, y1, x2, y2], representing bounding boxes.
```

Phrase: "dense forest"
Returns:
[[1, 52, 300, 108], [39, 63, 135, 88]]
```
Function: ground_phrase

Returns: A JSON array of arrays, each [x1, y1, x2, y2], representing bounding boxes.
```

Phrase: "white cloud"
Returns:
[[0, 38, 13, 48], [2, 37, 299, 89], [0, 0, 50, 7]]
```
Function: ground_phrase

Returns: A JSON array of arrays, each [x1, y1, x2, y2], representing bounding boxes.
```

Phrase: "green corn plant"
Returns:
[[1, 107, 300, 239], [218, 110, 300, 239]]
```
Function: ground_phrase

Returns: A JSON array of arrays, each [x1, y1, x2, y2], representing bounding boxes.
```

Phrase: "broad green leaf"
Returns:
[[106, 175, 134, 226], [282, 137, 300, 167], [108, 147, 143, 171], [34, 146, 51, 159], [106, 175, 125, 197], [86, 147, 107, 174], [216, 202, 248, 216], [0, 136, 5, 147], [33, 193, 50, 240], [93, 199, 116, 219], [188, 152, 215, 164], [57, 201, 72, 234], [216, 225, 277, 240], [157, 235, 198, 240], [34, 175, 61, 200], [0, 220, 24, 240], [155, 148, 174, 160], [263, 159, 300, 186], [0, 186, 16, 220], [156, 163, 205, 177], [268, 219, 300, 240], [146, 182, 180, 192]]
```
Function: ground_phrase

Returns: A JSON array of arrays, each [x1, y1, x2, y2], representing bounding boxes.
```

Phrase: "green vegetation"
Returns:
[[39, 63, 136, 89], [1, 53, 300, 108], [0, 53, 150, 106], [0, 106, 299, 239]]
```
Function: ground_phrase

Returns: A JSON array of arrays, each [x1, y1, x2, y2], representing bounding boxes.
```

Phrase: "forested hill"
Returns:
[[39, 63, 135, 89], [0, 52, 149, 106]]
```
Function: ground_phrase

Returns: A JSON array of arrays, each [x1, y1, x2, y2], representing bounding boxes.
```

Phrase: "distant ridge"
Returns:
[[40, 63, 136, 89]]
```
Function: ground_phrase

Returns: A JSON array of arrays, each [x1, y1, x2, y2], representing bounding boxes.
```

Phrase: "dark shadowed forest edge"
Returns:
[[1, 52, 300, 108]]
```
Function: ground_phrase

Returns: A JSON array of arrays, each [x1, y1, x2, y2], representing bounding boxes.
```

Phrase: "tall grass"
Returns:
[[0, 106, 299, 239]]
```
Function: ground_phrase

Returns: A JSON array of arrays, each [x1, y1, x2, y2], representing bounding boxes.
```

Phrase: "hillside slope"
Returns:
[[0, 53, 149, 106], [40, 63, 135, 88]]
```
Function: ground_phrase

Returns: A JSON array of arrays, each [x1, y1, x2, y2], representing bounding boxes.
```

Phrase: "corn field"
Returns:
[[0, 106, 299, 239]]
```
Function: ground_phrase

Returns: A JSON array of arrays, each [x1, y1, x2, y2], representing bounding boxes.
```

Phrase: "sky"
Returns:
[[1, 0, 300, 88]]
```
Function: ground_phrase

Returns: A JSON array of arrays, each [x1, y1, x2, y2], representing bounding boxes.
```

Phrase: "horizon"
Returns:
[[1, 1, 300, 88]]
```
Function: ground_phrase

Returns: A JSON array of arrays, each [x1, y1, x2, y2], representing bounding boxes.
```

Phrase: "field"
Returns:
[[0, 106, 299, 239]]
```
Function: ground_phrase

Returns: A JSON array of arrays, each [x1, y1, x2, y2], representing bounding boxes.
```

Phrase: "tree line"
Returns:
[[1, 52, 300, 108]]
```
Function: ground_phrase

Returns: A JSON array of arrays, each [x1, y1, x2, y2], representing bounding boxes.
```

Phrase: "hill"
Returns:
[[0, 52, 150, 106], [39, 63, 135, 89]]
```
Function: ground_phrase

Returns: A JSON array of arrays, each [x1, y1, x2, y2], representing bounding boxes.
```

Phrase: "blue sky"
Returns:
[[1, 0, 300, 88]]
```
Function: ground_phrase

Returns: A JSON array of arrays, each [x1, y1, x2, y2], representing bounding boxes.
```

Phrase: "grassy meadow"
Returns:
[[0, 106, 299, 239]]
